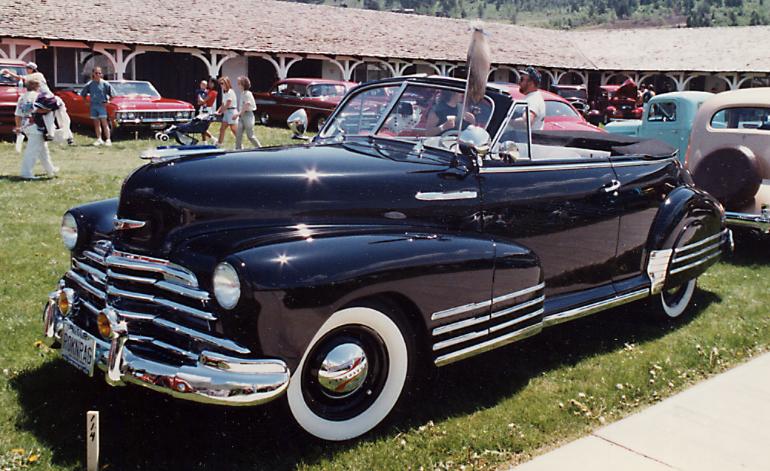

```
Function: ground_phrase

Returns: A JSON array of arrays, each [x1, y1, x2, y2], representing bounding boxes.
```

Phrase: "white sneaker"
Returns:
[[104, 139, 112, 147], [209, 137, 218, 145], [93, 139, 104, 146]]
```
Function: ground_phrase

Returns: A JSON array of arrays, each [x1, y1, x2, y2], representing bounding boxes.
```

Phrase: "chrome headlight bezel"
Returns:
[[60, 212, 79, 250], [213, 262, 241, 310]]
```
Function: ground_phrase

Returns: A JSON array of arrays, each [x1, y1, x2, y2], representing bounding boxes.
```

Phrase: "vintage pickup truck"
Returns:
[[605, 91, 713, 163], [42, 76, 729, 441]]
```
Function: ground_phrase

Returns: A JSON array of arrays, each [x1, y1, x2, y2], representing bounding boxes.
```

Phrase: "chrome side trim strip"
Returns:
[[610, 157, 677, 167], [114, 218, 147, 230], [431, 299, 492, 321], [489, 308, 544, 333], [669, 251, 721, 275], [542, 288, 649, 328], [415, 190, 478, 201], [725, 210, 770, 233], [479, 162, 612, 173], [674, 229, 728, 253], [431, 282, 545, 321], [491, 282, 545, 306], [672, 241, 722, 264], [491, 295, 545, 319], [432, 329, 487, 351], [66, 270, 106, 301], [435, 323, 542, 367], [432, 314, 490, 337]]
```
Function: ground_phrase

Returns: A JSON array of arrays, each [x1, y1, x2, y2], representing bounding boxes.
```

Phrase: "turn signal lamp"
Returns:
[[57, 288, 74, 316], [97, 312, 112, 339]]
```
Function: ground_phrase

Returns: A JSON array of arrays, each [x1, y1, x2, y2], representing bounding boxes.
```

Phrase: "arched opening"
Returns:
[[558, 71, 585, 85], [248, 57, 279, 92], [604, 73, 631, 85], [352, 62, 392, 83], [79, 52, 117, 82], [134, 52, 207, 103], [401, 64, 418, 76], [637, 74, 677, 94], [489, 67, 518, 84], [449, 65, 467, 79], [739, 75, 770, 89], [286, 59, 323, 79]]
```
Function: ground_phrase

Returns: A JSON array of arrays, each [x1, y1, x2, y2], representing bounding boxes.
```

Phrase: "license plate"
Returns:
[[61, 322, 97, 377]]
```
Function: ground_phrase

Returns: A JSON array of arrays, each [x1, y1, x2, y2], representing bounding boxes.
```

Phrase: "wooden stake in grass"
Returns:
[[86, 411, 99, 471]]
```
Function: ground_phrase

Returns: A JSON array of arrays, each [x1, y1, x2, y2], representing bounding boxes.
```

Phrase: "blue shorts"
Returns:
[[90, 103, 108, 119]]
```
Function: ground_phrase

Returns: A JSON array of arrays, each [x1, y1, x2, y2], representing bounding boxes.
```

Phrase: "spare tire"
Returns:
[[692, 147, 761, 210]]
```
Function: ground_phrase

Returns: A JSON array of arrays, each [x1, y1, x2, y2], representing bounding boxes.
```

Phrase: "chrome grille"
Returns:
[[66, 240, 250, 364]]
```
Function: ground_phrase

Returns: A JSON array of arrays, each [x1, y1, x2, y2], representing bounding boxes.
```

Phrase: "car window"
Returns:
[[488, 103, 531, 163], [376, 85, 493, 139], [648, 102, 677, 122], [320, 85, 400, 138], [273, 83, 288, 95], [0, 66, 25, 85], [109, 81, 160, 98], [309, 84, 346, 97], [545, 101, 579, 118], [711, 107, 770, 130]]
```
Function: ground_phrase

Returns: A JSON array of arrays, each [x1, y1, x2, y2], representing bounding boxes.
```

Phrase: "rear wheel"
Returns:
[[287, 305, 415, 441], [653, 278, 697, 319], [259, 112, 270, 125]]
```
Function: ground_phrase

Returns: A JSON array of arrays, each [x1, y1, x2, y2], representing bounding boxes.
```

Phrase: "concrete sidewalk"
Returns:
[[511, 352, 770, 471]]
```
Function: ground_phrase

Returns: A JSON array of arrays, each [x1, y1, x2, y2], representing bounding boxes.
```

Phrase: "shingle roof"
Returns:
[[1, 0, 768, 73]]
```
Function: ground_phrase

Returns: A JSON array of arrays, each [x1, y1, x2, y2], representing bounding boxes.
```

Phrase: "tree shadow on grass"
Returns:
[[11, 289, 719, 470]]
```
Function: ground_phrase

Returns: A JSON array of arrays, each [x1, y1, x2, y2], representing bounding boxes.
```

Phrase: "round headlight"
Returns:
[[213, 262, 241, 310], [126, 112, 135, 119], [60, 212, 78, 250]]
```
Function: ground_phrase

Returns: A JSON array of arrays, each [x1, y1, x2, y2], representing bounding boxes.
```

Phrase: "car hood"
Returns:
[[604, 119, 642, 136], [544, 118, 605, 133], [111, 96, 193, 110], [114, 142, 464, 256], [0, 84, 21, 104]]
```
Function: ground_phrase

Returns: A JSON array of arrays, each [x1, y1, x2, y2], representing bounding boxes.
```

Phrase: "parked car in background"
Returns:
[[42, 76, 728, 443], [254, 78, 356, 131], [605, 91, 713, 162], [587, 80, 644, 125], [551, 84, 589, 115], [56, 80, 194, 131], [0, 59, 27, 135], [687, 88, 770, 234], [497, 83, 604, 133]]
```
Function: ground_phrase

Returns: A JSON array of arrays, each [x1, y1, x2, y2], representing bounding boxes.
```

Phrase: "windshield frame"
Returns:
[[108, 80, 161, 98], [318, 80, 497, 147], [0, 66, 25, 85]]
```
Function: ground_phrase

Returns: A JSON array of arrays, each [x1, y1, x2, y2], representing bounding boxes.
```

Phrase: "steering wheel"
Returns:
[[438, 129, 459, 150]]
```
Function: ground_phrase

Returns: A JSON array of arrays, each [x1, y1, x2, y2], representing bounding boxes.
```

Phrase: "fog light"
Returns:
[[57, 288, 75, 316], [97, 312, 112, 339]]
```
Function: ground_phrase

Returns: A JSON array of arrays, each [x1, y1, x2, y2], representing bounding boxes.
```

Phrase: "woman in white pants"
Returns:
[[20, 79, 58, 179], [234, 76, 261, 150]]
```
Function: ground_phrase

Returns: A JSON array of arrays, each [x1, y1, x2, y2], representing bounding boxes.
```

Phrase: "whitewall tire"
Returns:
[[287, 306, 410, 441], [658, 278, 697, 318]]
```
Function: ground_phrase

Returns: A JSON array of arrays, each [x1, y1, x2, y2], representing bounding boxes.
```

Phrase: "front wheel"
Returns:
[[258, 112, 270, 125], [287, 305, 414, 441], [653, 278, 697, 319]]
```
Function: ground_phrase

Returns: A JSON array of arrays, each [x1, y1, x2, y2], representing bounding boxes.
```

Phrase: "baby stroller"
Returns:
[[155, 112, 216, 145]]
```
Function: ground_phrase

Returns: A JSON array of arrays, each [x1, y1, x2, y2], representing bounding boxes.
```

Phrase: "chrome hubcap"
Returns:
[[318, 343, 368, 398]]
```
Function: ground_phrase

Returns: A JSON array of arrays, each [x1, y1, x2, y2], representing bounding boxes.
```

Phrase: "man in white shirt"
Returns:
[[519, 66, 545, 131]]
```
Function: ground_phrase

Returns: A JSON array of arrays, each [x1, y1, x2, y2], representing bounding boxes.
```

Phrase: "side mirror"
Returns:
[[497, 140, 526, 163], [287, 109, 309, 140], [457, 126, 490, 162]]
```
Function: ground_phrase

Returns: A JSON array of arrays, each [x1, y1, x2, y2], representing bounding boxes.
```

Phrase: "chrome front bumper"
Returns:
[[725, 209, 770, 233], [43, 290, 290, 406]]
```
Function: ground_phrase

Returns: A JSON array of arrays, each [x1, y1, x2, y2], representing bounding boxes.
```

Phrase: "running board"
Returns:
[[542, 288, 649, 328]]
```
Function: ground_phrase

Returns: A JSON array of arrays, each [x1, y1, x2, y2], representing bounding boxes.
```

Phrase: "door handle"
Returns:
[[602, 179, 621, 193]]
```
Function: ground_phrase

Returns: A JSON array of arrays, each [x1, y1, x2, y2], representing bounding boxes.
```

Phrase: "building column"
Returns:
[[390, 60, 414, 77], [1, 38, 45, 61], [177, 48, 239, 78]]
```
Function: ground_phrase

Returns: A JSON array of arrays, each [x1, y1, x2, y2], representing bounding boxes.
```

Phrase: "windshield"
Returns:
[[545, 101, 580, 118], [556, 89, 586, 100], [109, 81, 160, 98], [309, 84, 346, 97], [0, 66, 25, 85]]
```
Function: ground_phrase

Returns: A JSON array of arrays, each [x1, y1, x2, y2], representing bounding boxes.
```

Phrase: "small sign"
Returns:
[[87, 411, 99, 471]]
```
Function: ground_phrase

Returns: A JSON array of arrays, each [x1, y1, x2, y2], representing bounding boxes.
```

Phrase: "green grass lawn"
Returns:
[[0, 126, 768, 470]]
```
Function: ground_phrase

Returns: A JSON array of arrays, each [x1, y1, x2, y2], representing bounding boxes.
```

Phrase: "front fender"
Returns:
[[231, 231, 537, 371], [67, 198, 118, 251]]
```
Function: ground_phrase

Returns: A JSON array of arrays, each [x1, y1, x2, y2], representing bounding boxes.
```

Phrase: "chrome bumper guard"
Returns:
[[725, 208, 770, 233], [43, 291, 290, 406]]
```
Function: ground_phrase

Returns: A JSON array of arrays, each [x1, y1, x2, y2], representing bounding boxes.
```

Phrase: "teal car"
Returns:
[[605, 91, 713, 162]]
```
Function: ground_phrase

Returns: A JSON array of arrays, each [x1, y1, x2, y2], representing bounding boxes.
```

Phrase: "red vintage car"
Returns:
[[500, 83, 605, 133], [254, 78, 357, 131], [587, 79, 644, 125], [56, 80, 194, 131], [0, 59, 27, 135]]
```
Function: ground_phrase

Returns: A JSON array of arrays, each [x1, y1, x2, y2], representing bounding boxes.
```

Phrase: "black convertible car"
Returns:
[[43, 76, 730, 441]]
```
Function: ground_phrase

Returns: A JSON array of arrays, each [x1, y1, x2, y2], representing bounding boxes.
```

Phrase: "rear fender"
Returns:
[[646, 186, 726, 292], [232, 231, 538, 371]]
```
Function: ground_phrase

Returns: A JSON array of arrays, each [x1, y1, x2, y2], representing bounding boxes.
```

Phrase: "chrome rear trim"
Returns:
[[672, 241, 722, 264], [647, 249, 673, 295], [491, 295, 545, 319], [434, 323, 542, 366], [542, 288, 649, 327], [432, 314, 490, 337], [491, 282, 545, 306], [669, 251, 721, 275], [674, 229, 728, 254], [432, 329, 487, 351], [66, 270, 106, 301], [489, 308, 544, 333], [431, 299, 492, 321]]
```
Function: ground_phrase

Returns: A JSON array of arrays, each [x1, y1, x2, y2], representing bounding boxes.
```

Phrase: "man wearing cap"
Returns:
[[519, 66, 546, 131], [0, 62, 49, 92]]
